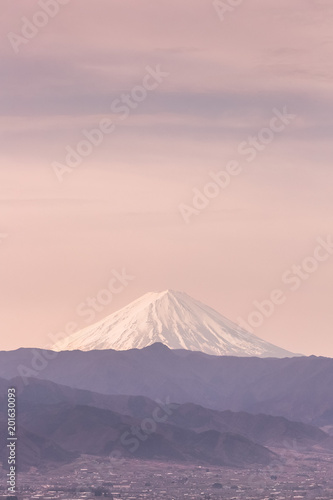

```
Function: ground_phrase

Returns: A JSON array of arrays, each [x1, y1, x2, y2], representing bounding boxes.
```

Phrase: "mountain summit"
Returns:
[[53, 290, 296, 357]]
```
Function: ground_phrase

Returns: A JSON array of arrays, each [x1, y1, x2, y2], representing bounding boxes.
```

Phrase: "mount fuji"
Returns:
[[53, 290, 296, 358]]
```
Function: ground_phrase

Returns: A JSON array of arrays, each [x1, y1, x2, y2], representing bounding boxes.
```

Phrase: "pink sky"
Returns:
[[0, 0, 333, 356]]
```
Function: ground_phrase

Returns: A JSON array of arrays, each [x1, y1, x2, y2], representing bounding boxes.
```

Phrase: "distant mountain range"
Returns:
[[0, 379, 277, 469], [1, 377, 332, 470], [51, 290, 297, 357], [0, 345, 332, 426]]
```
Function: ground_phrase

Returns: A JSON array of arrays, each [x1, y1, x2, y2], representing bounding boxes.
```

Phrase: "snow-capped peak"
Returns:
[[52, 289, 297, 358]]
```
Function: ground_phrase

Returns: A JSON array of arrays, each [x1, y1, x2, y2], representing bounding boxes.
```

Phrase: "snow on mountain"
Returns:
[[52, 290, 296, 357]]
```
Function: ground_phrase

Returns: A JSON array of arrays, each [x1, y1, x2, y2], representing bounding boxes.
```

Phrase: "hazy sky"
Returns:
[[1, 0, 333, 356]]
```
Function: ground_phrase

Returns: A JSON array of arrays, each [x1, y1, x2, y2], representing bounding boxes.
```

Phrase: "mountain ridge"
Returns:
[[0, 347, 332, 426], [3, 377, 331, 452]]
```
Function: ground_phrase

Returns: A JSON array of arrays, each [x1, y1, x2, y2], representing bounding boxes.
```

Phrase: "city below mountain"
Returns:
[[52, 289, 296, 357]]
